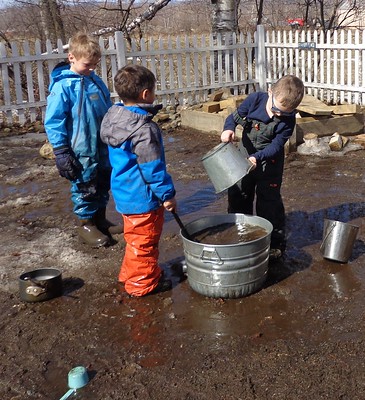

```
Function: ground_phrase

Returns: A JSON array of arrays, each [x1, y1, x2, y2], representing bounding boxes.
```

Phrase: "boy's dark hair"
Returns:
[[114, 64, 156, 102]]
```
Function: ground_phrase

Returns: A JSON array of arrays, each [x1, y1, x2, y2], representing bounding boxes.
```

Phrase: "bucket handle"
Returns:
[[200, 247, 224, 265], [319, 221, 336, 251]]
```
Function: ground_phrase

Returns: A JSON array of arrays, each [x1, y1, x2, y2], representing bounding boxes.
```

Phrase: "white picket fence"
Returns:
[[1, 26, 365, 125]]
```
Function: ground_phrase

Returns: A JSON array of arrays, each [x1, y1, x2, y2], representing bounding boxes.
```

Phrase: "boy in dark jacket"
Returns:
[[100, 65, 176, 296], [45, 32, 122, 247], [221, 75, 304, 260]]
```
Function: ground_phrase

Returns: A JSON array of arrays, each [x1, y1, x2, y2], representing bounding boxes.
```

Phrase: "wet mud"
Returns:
[[1, 128, 365, 399]]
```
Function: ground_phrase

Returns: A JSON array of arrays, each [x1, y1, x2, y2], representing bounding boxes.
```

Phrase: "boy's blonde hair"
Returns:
[[68, 32, 101, 60], [272, 75, 304, 109]]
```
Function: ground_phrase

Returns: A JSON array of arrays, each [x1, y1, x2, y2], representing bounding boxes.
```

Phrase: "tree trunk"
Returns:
[[211, 0, 238, 35], [39, 0, 65, 46], [210, 0, 238, 82]]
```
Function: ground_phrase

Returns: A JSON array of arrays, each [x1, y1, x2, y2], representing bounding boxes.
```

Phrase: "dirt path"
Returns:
[[1, 128, 365, 399]]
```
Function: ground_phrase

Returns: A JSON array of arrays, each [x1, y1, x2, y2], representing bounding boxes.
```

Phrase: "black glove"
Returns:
[[53, 146, 81, 181]]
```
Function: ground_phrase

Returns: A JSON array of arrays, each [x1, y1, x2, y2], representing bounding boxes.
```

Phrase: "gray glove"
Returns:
[[53, 146, 81, 181]]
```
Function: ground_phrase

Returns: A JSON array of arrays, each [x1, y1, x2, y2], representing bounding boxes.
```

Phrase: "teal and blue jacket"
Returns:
[[100, 103, 175, 215], [45, 63, 112, 182]]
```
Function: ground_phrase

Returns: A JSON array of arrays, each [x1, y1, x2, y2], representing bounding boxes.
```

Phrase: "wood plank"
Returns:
[[219, 95, 247, 110], [208, 89, 225, 102], [297, 94, 334, 115], [331, 104, 362, 115], [202, 101, 221, 113], [296, 115, 329, 123], [296, 114, 364, 144]]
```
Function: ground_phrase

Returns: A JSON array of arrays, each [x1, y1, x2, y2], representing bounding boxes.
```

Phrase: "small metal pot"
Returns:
[[19, 268, 63, 303]]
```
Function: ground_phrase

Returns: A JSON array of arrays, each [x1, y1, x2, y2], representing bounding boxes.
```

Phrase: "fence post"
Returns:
[[115, 31, 127, 69], [255, 25, 266, 91]]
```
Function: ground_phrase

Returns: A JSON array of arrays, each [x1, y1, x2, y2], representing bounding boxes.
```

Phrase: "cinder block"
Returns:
[[181, 109, 226, 133], [181, 109, 243, 138]]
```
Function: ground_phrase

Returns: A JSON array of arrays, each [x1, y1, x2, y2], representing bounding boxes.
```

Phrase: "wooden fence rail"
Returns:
[[1, 25, 365, 125]]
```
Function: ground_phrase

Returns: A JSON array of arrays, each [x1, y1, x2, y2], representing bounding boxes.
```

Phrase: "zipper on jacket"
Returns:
[[71, 76, 84, 149]]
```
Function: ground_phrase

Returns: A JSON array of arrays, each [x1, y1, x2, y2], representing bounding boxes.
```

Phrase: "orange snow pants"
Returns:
[[119, 207, 164, 296]]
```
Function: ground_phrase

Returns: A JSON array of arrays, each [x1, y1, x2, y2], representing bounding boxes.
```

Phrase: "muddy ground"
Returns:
[[1, 127, 365, 400]]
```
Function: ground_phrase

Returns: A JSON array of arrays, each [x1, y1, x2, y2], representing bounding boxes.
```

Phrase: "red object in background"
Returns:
[[288, 18, 304, 27]]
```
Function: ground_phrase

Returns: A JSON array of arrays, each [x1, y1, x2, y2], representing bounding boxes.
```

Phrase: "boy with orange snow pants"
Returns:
[[100, 65, 176, 296]]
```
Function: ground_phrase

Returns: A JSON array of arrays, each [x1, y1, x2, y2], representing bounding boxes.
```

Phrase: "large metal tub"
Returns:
[[181, 214, 273, 299]]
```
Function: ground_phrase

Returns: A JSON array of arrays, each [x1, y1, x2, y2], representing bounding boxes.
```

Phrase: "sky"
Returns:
[[1, 0, 15, 8]]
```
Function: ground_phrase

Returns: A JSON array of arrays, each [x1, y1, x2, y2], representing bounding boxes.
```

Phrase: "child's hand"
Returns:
[[53, 146, 81, 181], [248, 156, 257, 170], [163, 197, 176, 212], [221, 130, 235, 143]]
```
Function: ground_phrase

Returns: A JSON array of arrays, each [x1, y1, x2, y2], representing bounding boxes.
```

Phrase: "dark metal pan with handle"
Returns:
[[19, 268, 63, 302]]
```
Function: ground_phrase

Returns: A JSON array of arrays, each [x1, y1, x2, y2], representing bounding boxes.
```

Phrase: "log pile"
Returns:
[[182, 91, 365, 154]]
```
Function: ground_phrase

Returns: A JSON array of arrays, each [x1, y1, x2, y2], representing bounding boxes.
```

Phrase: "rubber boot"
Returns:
[[77, 219, 110, 247], [94, 208, 123, 235]]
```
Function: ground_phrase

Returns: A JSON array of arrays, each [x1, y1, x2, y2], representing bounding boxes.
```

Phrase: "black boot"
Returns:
[[94, 208, 123, 235], [77, 219, 110, 247]]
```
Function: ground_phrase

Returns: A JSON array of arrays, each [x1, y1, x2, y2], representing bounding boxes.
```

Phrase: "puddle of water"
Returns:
[[4, 135, 365, 352]]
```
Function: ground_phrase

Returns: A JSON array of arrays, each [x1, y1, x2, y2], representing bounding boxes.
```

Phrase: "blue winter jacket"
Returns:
[[100, 104, 176, 215], [44, 63, 112, 182]]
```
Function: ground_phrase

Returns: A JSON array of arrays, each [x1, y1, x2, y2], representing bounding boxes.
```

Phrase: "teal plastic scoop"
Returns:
[[59, 366, 89, 400]]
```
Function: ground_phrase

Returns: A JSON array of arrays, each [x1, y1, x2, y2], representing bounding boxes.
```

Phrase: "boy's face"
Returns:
[[68, 53, 100, 76]]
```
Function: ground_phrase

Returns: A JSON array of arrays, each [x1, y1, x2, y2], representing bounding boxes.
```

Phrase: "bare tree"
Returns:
[[255, 0, 264, 26], [296, 0, 363, 32], [39, 0, 66, 44], [91, 0, 172, 43], [211, 0, 238, 35], [6, 0, 173, 45], [12, 0, 65, 45]]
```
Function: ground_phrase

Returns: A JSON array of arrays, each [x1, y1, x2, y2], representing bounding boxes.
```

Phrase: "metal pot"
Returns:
[[19, 268, 63, 302], [201, 142, 254, 194]]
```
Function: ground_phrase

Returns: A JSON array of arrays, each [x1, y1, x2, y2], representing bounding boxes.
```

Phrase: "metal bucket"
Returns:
[[201, 142, 254, 193], [320, 219, 359, 263], [181, 214, 273, 298]]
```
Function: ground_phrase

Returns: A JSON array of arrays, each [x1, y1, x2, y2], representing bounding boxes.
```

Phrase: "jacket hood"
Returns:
[[49, 62, 97, 91], [101, 104, 162, 148]]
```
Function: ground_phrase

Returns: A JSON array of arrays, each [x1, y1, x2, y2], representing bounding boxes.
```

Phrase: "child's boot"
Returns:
[[78, 219, 110, 247], [94, 207, 123, 235]]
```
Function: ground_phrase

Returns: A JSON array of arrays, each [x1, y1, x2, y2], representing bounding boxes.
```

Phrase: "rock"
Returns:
[[329, 132, 346, 151], [39, 142, 55, 159]]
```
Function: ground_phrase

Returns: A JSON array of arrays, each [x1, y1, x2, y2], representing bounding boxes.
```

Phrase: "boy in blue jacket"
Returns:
[[100, 64, 176, 296], [221, 75, 304, 260], [45, 32, 122, 247]]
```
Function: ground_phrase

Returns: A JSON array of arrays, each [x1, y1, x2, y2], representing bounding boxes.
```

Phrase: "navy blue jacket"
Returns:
[[223, 92, 296, 161]]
